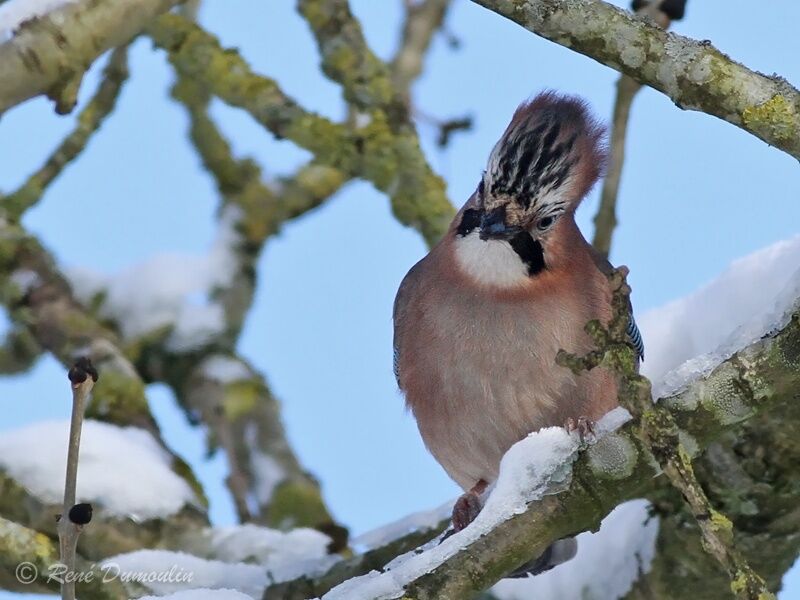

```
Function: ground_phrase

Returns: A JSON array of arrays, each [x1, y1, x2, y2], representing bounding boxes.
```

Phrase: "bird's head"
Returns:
[[453, 92, 606, 286]]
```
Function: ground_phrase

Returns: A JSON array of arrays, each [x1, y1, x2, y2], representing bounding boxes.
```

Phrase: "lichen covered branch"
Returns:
[[149, 14, 454, 246], [559, 268, 775, 600], [3, 46, 131, 221], [471, 0, 800, 160]]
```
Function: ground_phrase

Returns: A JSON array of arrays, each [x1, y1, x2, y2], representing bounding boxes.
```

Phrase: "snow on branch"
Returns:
[[471, 0, 800, 160], [0, 419, 200, 520]]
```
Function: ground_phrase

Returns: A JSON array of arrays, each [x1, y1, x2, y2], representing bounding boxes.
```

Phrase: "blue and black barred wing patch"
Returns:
[[627, 315, 645, 362]]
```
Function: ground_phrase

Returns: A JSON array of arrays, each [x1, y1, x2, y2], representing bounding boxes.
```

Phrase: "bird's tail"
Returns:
[[506, 536, 578, 578]]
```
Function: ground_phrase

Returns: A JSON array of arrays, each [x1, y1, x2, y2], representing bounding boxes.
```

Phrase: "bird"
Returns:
[[392, 91, 643, 572]]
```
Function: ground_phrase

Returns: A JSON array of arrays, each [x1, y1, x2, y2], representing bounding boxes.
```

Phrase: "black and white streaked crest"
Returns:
[[484, 113, 577, 213], [480, 92, 606, 223]]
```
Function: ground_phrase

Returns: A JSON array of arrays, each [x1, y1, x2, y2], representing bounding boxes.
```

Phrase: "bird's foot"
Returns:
[[451, 479, 488, 532], [565, 416, 596, 443]]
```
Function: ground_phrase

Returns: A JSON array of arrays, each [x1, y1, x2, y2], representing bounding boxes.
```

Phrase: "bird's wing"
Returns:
[[589, 249, 644, 362], [392, 261, 423, 387]]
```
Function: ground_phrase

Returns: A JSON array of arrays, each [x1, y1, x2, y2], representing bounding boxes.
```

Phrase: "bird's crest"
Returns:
[[482, 91, 607, 221]]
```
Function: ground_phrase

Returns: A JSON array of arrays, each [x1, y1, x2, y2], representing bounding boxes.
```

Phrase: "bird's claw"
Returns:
[[565, 416, 596, 443], [452, 491, 482, 532]]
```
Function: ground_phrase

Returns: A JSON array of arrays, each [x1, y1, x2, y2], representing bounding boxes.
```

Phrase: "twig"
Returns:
[[592, 74, 641, 258], [3, 46, 130, 221], [390, 0, 452, 100], [56, 358, 98, 600], [592, 0, 683, 258]]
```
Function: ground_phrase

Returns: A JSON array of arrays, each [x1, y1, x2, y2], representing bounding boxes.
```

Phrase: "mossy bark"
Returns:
[[472, 0, 800, 160]]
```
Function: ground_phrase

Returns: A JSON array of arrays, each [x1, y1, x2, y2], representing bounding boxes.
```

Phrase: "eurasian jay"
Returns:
[[393, 92, 643, 567]]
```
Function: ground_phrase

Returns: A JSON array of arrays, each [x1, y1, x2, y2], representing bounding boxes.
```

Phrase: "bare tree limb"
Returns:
[[0, 0, 180, 115], [592, 74, 641, 258], [391, 0, 452, 101], [592, 0, 683, 258], [2, 46, 130, 221], [470, 0, 800, 160]]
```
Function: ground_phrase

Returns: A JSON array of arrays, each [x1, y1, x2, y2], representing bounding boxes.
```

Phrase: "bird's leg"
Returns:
[[565, 416, 596, 443], [452, 479, 487, 532]]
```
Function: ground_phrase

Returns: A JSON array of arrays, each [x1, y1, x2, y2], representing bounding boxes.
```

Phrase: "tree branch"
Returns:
[[391, 0, 452, 101], [470, 0, 800, 160], [3, 45, 130, 220], [0, 0, 180, 115], [592, 74, 641, 258], [148, 14, 455, 246]]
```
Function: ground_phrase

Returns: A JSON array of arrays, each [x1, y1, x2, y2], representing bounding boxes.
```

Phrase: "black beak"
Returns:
[[479, 206, 519, 240]]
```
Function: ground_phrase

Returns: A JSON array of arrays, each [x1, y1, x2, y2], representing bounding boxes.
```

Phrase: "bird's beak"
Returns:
[[479, 206, 520, 240]]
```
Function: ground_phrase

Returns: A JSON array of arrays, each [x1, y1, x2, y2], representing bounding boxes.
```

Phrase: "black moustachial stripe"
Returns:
[[508, 232, 546, 276], [456, 208, 481, 237]]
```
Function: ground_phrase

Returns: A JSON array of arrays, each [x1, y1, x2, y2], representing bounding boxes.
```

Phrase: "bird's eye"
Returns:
[[537, 216, 555, 231]]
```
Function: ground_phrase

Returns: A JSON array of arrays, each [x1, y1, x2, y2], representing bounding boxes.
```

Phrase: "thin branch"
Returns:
[[57, 358, 98, 600], [470, 0, 800, 160], [298, 0, 407, 121], [390, 0, 452, 100], [593, 0, 683, 258], [0, 0, 180, 114], [3, 46, 130, 221], [592, 74, 641, 257]]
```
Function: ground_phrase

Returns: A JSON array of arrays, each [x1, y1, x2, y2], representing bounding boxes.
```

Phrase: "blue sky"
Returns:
[[0, 0, 798, 597]]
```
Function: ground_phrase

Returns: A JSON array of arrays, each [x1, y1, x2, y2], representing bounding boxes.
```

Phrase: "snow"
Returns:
[[320, 409, 629, 600], [0, 419, 196, 520], [0, 0, 77, 41], [107, 525, 337, 597], [141, 591, 252, 600], [9, 269, 40, 294], [245, 423, 286, 507], [202, 355, 253, 384], [205, 524, 338, 581], [103, 550, 266, 599], [492, 500, 658, 600], [639, 235, 800, 398], [353, 500, 453, 551], [67, 206, 243, 351]]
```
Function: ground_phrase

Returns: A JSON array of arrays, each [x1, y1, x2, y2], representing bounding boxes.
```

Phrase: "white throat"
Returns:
[[454, 231, 528, 288]]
